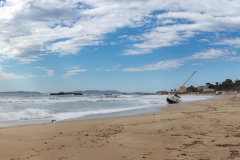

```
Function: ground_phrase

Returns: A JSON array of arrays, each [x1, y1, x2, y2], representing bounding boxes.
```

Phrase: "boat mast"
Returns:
[[182, 71, 196, 87]]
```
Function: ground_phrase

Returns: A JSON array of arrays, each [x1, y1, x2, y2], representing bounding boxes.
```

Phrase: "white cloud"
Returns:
[[0, 66, 35, 79], [63, 66, 86, 79], [123, 28, 195, 55], [123, 60, 183, 72], [123, 48, 238, 72], [123, 1, 240, 55], [105, 64, 122, 72], [37, 67, 54, 77], [199, 39, 210, 43], [0, 0, 157, 62], [1, 0, 240, 61], [191, 63, 203, 66], [214, 37, 240, 48], [190, 49, 235, 60], [227, 56, 240, 61]]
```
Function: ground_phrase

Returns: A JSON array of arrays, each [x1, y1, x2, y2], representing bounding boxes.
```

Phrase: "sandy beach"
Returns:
[[0, 95, 240, 160]]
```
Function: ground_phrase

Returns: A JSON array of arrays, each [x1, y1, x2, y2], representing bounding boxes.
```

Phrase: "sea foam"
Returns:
[[0, 94, 213, 124]]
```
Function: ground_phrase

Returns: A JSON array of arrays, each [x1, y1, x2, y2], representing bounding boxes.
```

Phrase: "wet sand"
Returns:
[[0, 95, 240, 160]]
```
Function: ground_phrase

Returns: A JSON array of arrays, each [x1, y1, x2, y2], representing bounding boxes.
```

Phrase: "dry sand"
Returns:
[[0, 95, 240, 160]]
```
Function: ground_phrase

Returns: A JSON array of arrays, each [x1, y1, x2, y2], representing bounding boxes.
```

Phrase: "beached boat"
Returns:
[[166, 94, 181, 104], [166, 70, 196, 104]]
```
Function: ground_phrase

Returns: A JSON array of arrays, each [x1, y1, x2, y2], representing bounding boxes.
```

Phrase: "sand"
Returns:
[[0, 95, 240, 160]]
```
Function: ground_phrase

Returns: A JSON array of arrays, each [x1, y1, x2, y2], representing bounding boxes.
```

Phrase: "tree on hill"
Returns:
[[208, 79, 239, 91], [187, 85, 198, 92], [205, 82, 211, 87], [187, 78, 240, 93]]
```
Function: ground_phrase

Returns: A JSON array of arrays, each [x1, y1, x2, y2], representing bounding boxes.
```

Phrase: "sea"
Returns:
[[0, 93, 213, 127]]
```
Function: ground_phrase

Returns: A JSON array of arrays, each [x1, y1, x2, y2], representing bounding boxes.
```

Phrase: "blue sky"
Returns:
[[0, 0, 240, 93]]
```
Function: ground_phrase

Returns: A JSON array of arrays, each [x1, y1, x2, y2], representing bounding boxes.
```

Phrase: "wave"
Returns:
[[0, 94, 213, 123], [0, 105, 150, 122], [53, 105, 152, 121], [0, 109, 52, 122]]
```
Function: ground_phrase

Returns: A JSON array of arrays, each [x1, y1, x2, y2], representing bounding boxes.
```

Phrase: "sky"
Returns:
[[1, 0, 240, 93]]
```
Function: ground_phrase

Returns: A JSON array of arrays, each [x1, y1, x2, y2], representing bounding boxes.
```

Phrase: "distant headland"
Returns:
[[50, 92, 83, 96], [49, 90, 124, 95], [49, 90, 160, 96], [0, 91, 42, 94]]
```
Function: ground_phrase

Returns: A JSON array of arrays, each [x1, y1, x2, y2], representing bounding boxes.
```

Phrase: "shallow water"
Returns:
[[0, 93, 212, 127]]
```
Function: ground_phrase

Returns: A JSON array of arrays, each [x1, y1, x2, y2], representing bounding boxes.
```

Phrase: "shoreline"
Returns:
[[1, 95, 239, 159], [0, 94, 214, 128]]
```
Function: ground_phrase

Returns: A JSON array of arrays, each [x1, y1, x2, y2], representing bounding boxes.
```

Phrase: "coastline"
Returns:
[[0, 95, 239, 159], [0, 94, 213, 128]]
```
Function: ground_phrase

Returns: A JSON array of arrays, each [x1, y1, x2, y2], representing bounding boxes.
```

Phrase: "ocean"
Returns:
[[0, 93, 212, 127]]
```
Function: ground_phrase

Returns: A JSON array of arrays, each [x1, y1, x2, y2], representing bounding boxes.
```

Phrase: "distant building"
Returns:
[[215, 91, 237, 95], [215, 91, 226, 95], [178, 86, 187, 93], [156, 90, 169, 95], [197, 86, 215, 93]]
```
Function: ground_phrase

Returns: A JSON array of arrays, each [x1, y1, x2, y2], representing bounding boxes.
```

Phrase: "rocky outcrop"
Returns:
[[50, 92, 83, 95]]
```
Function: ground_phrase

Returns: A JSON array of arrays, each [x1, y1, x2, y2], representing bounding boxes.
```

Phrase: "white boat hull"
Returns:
[[166, 94, 181, 103]]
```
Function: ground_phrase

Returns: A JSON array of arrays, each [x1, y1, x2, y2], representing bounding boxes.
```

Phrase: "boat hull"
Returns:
[[166, 94, 181, 104]]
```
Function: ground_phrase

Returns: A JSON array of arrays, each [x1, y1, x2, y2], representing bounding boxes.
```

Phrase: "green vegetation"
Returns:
[[186, 85, 198, 92], [187, 79, 240, 92], [208, 79, 240, 91]]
